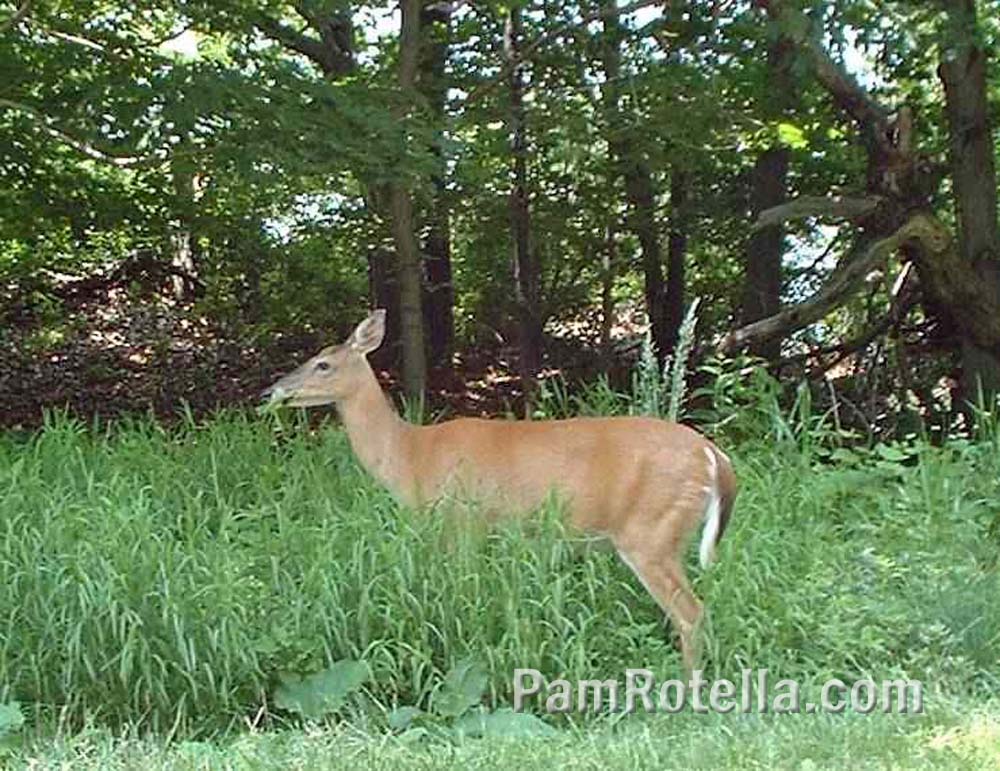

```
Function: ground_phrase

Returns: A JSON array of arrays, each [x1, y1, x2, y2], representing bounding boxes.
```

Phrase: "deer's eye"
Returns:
[[315, 361, 331, 372]]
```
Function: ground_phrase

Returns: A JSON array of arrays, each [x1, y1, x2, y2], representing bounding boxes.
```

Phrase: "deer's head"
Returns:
[[263, 309, 386, 407]]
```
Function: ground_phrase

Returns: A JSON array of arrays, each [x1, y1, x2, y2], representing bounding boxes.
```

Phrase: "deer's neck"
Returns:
[[335, 366, 414, 501]]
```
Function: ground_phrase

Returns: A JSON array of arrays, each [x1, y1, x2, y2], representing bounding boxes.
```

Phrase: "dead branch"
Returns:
[[753, 195, 882, 231], [720, 214, 929, 355], [788, 231, 846, 280], [803, 263, 918, 376]]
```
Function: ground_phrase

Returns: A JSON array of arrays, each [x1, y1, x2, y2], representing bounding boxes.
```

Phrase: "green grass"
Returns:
[[8, 700, 1000, 769], [1, 404, 999, 767]]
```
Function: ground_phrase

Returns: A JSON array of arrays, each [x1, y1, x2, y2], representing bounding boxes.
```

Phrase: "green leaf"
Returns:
[[875, 444, 910, 462], [387, 705, 424, 731], [452, 708, 556, 738], [273, 660, 368, 720], [776, 122, 808, 150], [394, 726, 431, 744], [0, 702, 24, 738], [430, 658, 488, 718]]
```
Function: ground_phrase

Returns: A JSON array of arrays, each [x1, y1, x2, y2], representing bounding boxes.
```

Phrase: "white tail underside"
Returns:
[[698, 447, 722, 569]]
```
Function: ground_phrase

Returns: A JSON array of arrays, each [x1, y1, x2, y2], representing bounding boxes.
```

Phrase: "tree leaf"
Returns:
[[875, 444, 909, 462], [777, 122, 808, 150], [273, 660, 368, 720]]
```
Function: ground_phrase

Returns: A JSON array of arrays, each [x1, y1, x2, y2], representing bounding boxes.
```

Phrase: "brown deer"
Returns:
[[263, 309, 737, 672]]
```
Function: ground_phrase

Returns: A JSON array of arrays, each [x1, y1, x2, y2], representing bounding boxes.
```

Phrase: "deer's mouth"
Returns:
[[258, 383, 291, 413], [261, 383, 287, 402], [260, 383, 336, 409]]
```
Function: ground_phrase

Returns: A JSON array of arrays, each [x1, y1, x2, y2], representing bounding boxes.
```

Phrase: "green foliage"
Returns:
[[385, 657, 555, 741], [776, 121, 809, 150], [273, 661, 368, 721], [451, 708, 555, 740], [428, 658, 488, 719], [11, 697, 998, 769], [533, 373, 628, 420], [1, 395, 998, 738], [665, 298, 700, 421], [633, 328, 666, 417], [0, 702, 24, 739], [617, 297, 701, 420]]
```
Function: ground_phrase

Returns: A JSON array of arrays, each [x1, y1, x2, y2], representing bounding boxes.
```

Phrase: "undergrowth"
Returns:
[[0, 348, 998, 763]]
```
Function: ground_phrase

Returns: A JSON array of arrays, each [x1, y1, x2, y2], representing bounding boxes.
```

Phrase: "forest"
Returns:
[[1, 0, 999, 767]]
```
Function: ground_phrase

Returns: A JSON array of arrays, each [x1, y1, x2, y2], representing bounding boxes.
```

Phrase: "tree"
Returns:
[[387, 0, 428, 400], [724, 0, 1000, 407], [505, 3, 542, 411], [738, 37, 795, 363], [601, 0, 669, 361], [938, 0, 1000, 399], [420, 2, 455, 369]]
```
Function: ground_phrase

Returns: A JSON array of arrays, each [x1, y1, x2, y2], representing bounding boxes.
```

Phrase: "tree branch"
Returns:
[[0, 0, 31, 35], [720, 214, 930, 354], [0, 98, 161, 168], [254, 10, 353, 78], [762, 0, 890, 131], [781, 262, 918, 373], [466, 0, 665, 105], [254, 14, 327, 66], [753, 194, 883, 230], [45, 28, 108, 52]]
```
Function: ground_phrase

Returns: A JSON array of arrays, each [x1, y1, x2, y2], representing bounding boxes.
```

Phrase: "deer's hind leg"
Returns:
[[614, 518, 705, 675]]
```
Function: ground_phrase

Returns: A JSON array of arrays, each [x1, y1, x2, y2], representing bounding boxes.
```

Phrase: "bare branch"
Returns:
[[0, 98, 162, 168], [753, 194, 883, 231], [141, 24, 195, 51], [33, 22, 185, 63], [45, 28, 108, 52], [0, 0, 31, 35], [424, 0, 470, 15], [781, 262, 918, 373], [720, 214, 931, 355], [788, 230, 845, 279]]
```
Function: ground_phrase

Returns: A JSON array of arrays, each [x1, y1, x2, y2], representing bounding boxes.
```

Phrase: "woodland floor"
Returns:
[[1, 267, 613, 430]]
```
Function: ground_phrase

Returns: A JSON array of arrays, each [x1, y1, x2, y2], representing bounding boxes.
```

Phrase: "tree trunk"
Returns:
[[388, 0, 426, 400], [739, 37, 793, 363], [419, 3, 454, 368], [505, 6, 542, 414], [739, 146, 789, 361], [602, 1, 667, 361], [600, 224, 617, 366], [664, 167, 688, 351], [367, 246, 401, 366], [389, 189, 427, 401], [939, 0, 1000, 400], [168, 153, 200, 302]]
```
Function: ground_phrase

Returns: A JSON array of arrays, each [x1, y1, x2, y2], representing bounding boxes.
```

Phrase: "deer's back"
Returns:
[[403, 415, 715, 535]]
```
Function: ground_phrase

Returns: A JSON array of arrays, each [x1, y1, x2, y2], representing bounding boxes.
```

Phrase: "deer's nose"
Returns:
[[261, 383, 285, 401]]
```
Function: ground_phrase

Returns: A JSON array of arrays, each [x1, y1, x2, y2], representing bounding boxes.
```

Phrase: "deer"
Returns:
[[263, 309, 738, 674]]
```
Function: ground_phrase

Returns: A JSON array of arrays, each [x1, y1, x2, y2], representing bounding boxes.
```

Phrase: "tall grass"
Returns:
[[1, 379, 999, 738]]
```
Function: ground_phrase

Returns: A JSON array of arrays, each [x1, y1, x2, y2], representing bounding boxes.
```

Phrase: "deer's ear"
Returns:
[[350, 309, 386, 354]]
